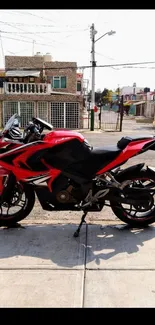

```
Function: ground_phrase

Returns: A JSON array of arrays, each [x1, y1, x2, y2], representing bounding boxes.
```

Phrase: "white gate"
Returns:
[[3, 102, 18, 126], [19, 102, 35, 127], [51, 102, 80, 129], [37, 102, 48, 122], [51, 102, 64, 128], [66, 103, 79, 129], [3, 101, 35, 127], [3, 101, 80, 129]]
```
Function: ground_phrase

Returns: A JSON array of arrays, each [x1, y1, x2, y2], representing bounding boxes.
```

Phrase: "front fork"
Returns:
[[0, 173, 16, 205]]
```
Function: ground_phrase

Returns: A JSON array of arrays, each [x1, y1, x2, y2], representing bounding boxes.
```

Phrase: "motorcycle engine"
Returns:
[[55, 186, 76, 204]]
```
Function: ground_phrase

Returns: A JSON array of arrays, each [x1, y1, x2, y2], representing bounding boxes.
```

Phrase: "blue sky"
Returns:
[[0, 10, 155, 91]]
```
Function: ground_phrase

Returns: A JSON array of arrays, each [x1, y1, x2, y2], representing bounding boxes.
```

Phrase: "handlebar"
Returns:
[[23, 122, 42, 143], [1, 115, 53, 144]]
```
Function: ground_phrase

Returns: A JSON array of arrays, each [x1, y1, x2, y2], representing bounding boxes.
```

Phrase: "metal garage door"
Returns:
[[3, 102, 18, 126], [51, 102, 79, 129], [3, 101, 35, 127], [37, 102, 48, 122], [19, 102, 34, 127]]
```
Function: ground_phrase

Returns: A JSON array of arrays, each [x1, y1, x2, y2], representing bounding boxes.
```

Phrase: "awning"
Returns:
[[5, 70, 40, 77], [124, 100, 146, 106], [132, 101, 146, 106]]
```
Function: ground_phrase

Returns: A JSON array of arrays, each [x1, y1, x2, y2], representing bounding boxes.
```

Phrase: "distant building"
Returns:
[[0, 53, 84, 129], [120, 86, 144, 100]]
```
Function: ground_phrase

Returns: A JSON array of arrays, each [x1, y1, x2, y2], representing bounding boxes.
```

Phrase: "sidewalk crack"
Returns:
[[82, 223, 88, 308]]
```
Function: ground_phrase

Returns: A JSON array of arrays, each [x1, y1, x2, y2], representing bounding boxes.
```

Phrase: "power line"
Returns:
[[95, 51, 114, 60], [10, 11, 88, 29], [12, 10, 56, 24], [2, 11, 88, 29], [79, 61, 155, 69], [0, 20, 87, 29], [0, 22, 61, 45], [0, 21, 64, 45], [0, 28, 89, 34], [0, 21, 41, 42], [0, 21, 55, 27], [1, 35, 56, 47], [0, 31, 90, 53], [1, 33, 90, 51]]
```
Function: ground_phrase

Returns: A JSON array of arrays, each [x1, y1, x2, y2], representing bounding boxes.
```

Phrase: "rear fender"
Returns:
[[147, 166, 155, 179], [114, 163, 145, 181]]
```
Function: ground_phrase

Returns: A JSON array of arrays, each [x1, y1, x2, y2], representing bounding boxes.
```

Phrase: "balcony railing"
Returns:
[[4, 82, 51, 95]]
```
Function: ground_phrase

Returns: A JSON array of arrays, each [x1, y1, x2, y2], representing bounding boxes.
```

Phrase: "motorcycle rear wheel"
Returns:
[[0, 183, 35, 227], [110, 169, 155, 227]]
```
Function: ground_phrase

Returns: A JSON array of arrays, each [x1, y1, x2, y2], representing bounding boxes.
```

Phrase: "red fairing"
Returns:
[[0, 139, 20, 150], [96, 138, 155, 175], [44, 130, 85, 143], [0, 167, 10, 176], [0, 130, 85, 183]]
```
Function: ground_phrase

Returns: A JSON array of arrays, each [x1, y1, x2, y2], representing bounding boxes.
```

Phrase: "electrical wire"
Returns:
[[1, 34, 56, 47], [11, 10, 56, 24], [0, 21, 62, 45], [95, 51, 114, 60], [0, 28, 89, 34], [1, 11, 88, 29], [0, 20, 87, 29]]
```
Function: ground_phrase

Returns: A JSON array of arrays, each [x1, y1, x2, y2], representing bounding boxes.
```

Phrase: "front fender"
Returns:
[[114, 163, 145, 181]]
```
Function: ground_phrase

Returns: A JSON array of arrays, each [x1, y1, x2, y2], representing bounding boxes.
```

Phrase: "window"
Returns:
[[53, 76, 66, 89], [77, 81, 81, 92], [29, 77, 35, 83], [13, 78, 18, 82]]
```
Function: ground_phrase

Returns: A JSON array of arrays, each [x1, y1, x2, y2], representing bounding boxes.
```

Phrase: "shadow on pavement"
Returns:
[[86, 224, 155, 266], [0, 223, 154, 268]]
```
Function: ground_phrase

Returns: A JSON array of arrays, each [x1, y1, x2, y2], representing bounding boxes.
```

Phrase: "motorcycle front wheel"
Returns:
[[0, 182, 35, 227], [110, 169, 155, 227]]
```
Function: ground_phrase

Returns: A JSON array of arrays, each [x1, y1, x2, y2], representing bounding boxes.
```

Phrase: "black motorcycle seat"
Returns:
[[88, 145, 121, 170], [117, 135, 154, 150], [91, 145, 121, 158]]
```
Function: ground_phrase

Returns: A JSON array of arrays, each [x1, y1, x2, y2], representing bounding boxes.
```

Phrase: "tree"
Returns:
[[87, 88, 114, 106], [101, 88, 113, 105]]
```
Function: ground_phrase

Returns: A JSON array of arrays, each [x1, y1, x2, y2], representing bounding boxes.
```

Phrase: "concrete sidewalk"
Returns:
[[0, 222, 155, 307]]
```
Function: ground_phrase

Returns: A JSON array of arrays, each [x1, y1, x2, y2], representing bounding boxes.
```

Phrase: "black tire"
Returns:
[[0, 183, 35, 227], [110, 169, 155, 227]]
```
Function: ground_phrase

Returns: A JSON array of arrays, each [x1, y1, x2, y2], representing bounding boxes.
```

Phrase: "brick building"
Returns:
[[0, 53, 84, 129]]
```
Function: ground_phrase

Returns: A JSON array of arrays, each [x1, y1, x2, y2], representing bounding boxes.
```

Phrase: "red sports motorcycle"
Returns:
[[0, 114, 155, 237]]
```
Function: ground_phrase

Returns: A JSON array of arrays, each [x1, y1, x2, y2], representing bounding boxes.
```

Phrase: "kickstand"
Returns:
[[73, 212, 88, 238]]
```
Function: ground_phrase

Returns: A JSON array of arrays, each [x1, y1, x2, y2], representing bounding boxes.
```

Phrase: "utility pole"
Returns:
[[90, 23, 97, 131], [119, 95, 124, 132], [90, 24, 116, 131]]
